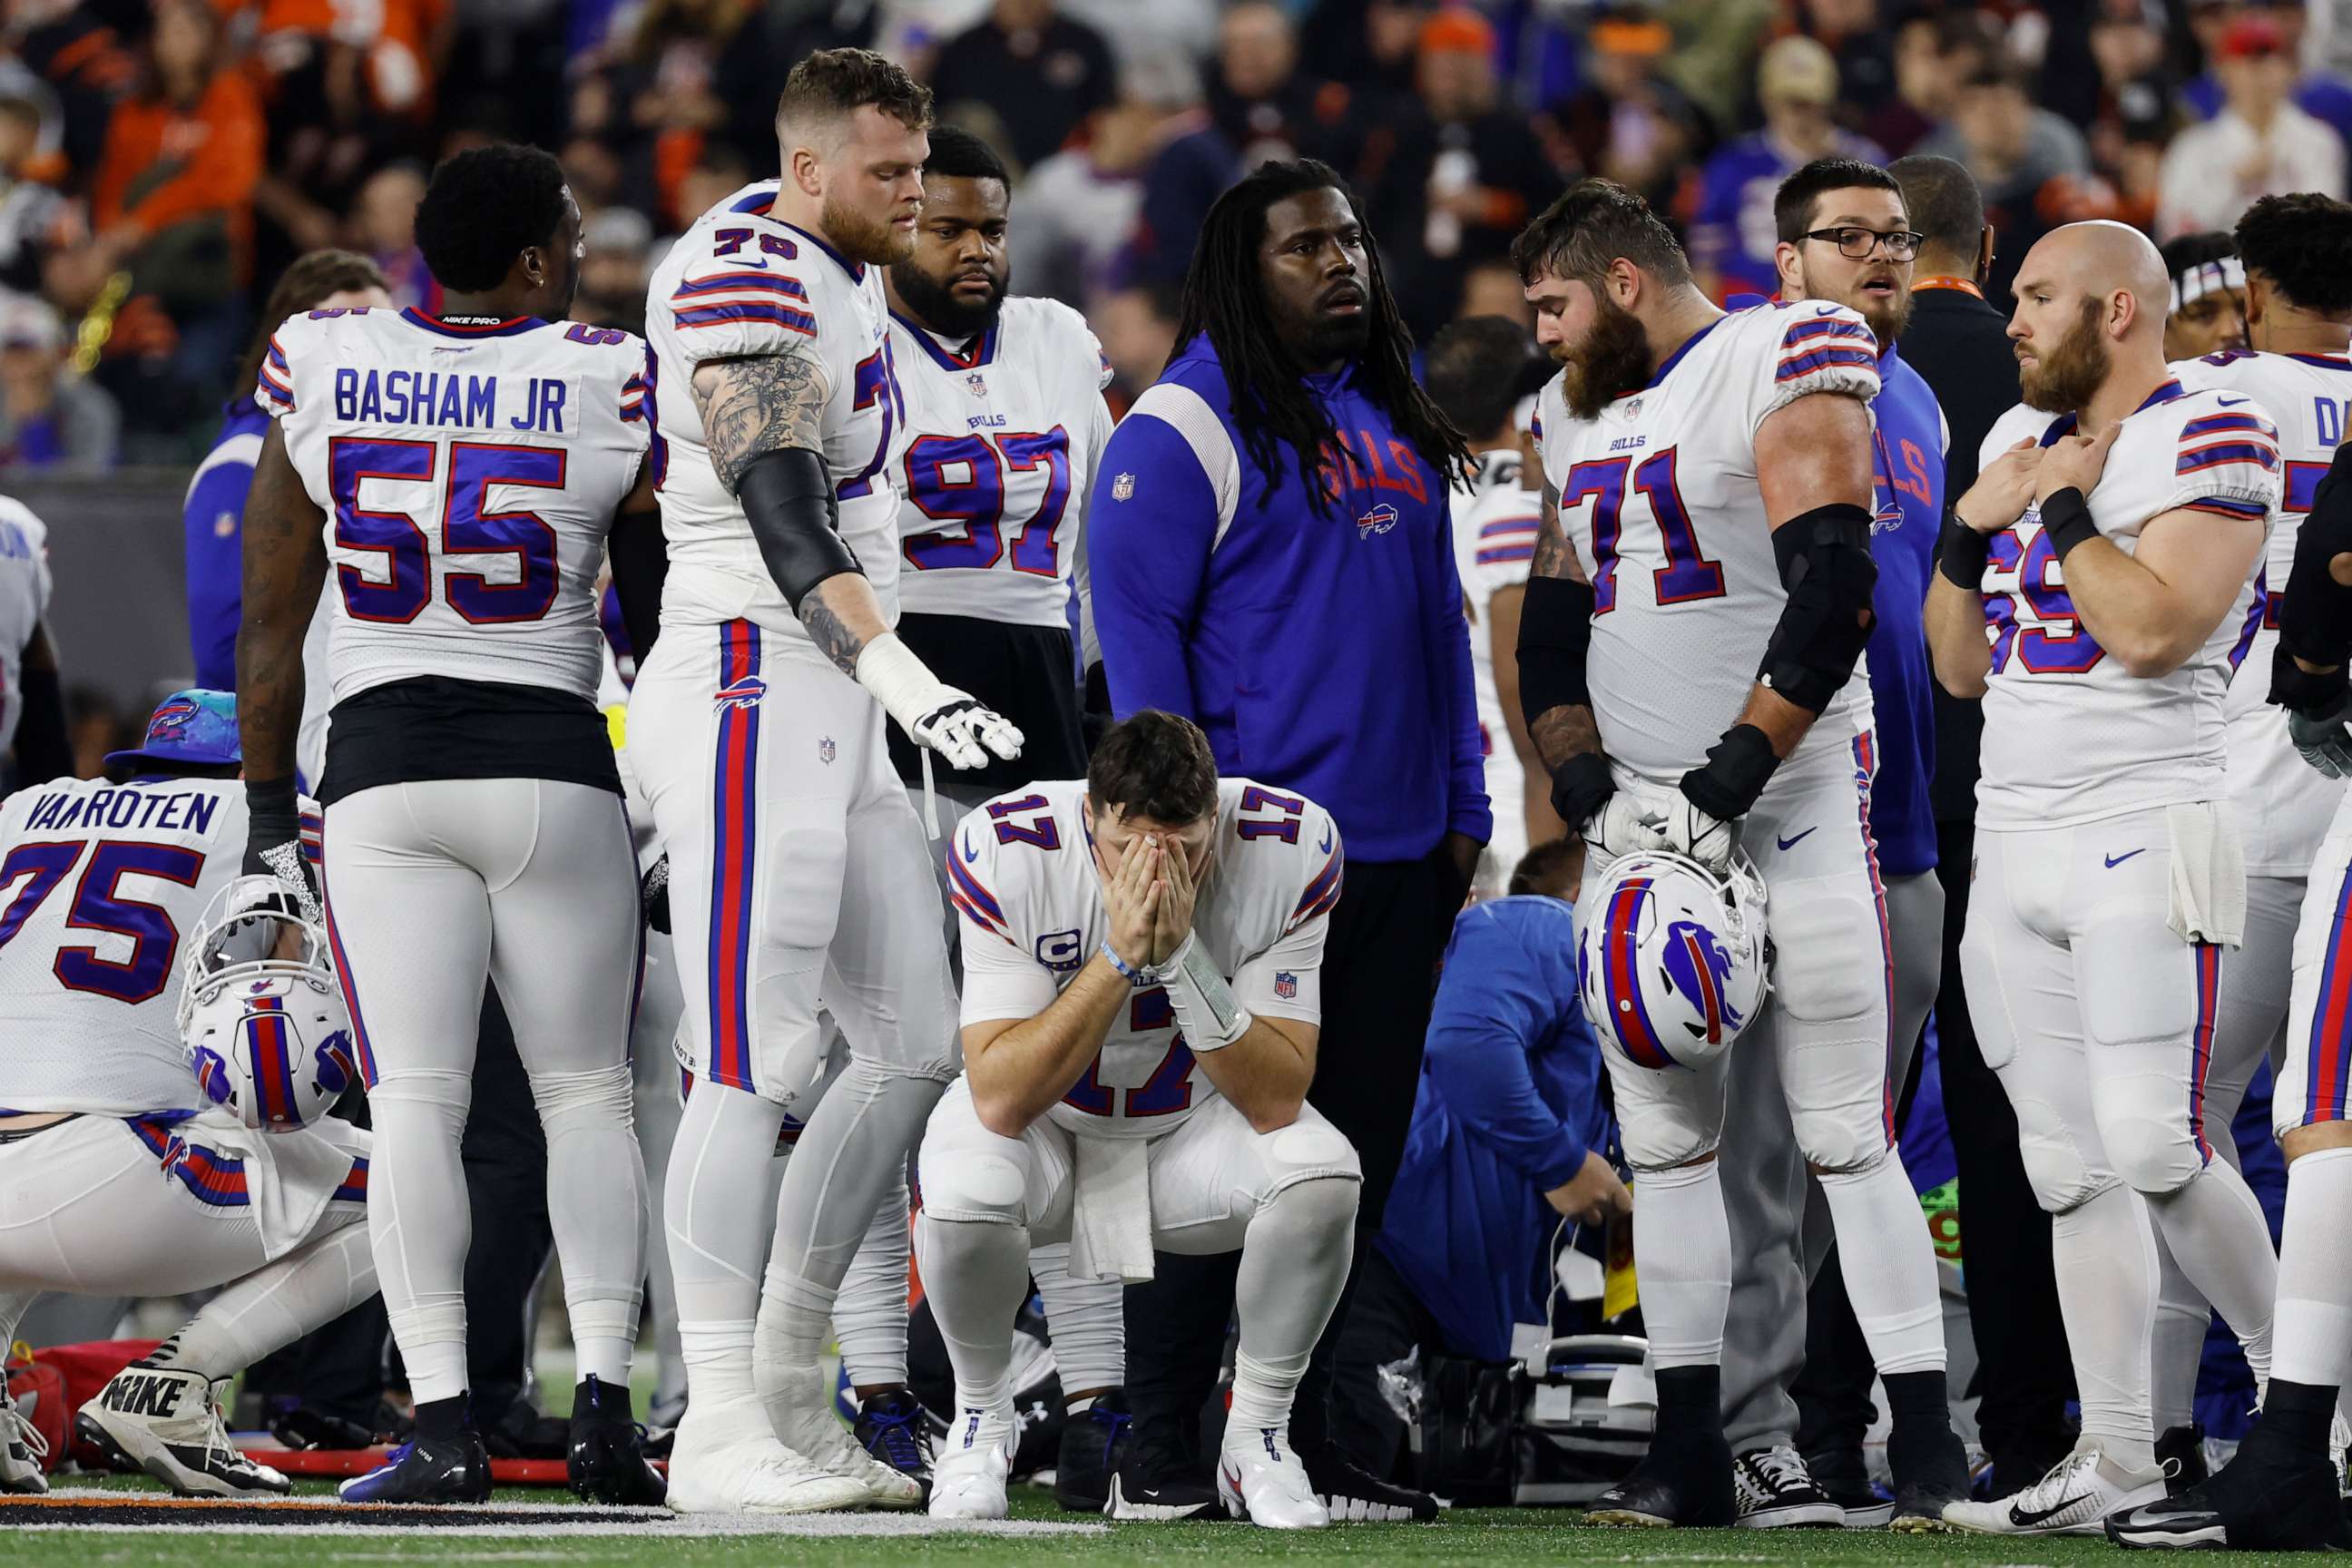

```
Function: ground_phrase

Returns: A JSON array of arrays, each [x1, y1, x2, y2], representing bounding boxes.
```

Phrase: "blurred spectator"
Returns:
[[2085, 2, 2179, 231], [1455, 259, 1532, 328], [12, 1, 137, 178], [1362, 8, 1564, 340], [1088, 278, 1180, 413], [1868, 11, 1992, 158], [1690, 37, 1886, 302], [1206, 1, 1357, 172], [1015, 57, 1205, 308], [929, 0, 1119, 175], [574, 207, 652, 335], [1546, 9, 1702, 211], [2157, 231, 2250, 359], [347, 161, 434, 311], [65, 683, 129, 781], [2181, 0, 2352, 152], [91, 0, 266, 352], [1915, 64, 2095, 299], [1652, 0, 1777, 137], [1059, 0, 1219, 69], [671, 142, 754, 235], [0, 292, 117, 475], [0, 96, 66, 299], [1799, 0, 1898, 115], [1299, 0, 1432, 117], [2158, 13, 2347, 238]]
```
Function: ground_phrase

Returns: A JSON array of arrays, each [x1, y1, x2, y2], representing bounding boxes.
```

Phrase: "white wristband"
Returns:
[[1145, 934, 1251, 1053], [853, 632, 949, 734]]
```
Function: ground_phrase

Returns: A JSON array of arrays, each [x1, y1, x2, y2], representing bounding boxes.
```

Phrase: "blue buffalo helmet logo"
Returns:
[[714, 675, 767, 710], [1357, 504, 1399, 539], [314, 1031, 357, 1098], [1661, 918, 1746, 1042]]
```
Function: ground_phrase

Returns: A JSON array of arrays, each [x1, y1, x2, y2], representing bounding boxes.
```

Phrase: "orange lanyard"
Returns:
[[1911, 277, 1983, 298]]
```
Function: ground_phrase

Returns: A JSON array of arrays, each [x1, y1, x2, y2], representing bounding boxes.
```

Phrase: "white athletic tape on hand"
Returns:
[[1146, 933, 1250, 1052]]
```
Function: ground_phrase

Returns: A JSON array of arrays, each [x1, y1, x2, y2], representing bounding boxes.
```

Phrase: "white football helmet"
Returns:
[[177, 877, 355, 1132], [1576, 849, 1768, 1071]]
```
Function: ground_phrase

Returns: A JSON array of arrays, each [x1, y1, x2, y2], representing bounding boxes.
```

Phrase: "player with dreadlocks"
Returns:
[[1086, 158, 1491, 1524]]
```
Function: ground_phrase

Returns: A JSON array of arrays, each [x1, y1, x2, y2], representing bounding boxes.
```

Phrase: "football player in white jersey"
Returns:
[[0, 691, 375, 1501], [915, 711, 1359, 1527], [0, 495, 69, 788], [867, 122, 1123, 1503], [1923, 221, 2282, 1534], [1512, 179, 1970, 1528], [2147, 193, 2352, 1462], [236, 144, 665, 1506], [627, 51, 1021, 1516]]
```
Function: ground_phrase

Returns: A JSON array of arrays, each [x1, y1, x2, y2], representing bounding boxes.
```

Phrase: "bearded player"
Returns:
[[629, 50, 1024, 1515], [1923, 221, 2279, 1534], [1512, 178, 1971, 1529]]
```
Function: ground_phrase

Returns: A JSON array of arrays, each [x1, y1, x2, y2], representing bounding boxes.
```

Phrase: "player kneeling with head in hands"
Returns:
[[914, 710, 1360, 1528]]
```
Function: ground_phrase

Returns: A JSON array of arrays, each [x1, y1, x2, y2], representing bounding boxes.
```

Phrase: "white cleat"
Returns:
[[74, 1365, 288, 1497], [928, 1403, 1015, 1522], [1, 1386, 48, 1494], [1218, 1426, 1330, 1530], [759, 1357, 924, 1509], [664, 1401, 872, 1515], [2333, 1408, 2351, 1497], [1941, 1445, 2167, 1536]]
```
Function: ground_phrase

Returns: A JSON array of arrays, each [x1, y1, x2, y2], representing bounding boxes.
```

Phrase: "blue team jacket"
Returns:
[[1087, 335, 1491, 863], [1376, 895, 1608, 1361], [1867, 346, 1944, 877], [184, 399, 269, 690]]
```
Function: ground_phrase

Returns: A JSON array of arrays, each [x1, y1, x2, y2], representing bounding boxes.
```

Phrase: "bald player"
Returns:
[[1926, 221, 2282, 1536]]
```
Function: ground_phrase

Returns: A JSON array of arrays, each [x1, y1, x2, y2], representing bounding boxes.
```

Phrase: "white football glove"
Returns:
[[1584, 792, 1649, 870], [855, 632, 1024, 771], [2289, 688, 2352, 779], [1636, 794, 1738, 873]]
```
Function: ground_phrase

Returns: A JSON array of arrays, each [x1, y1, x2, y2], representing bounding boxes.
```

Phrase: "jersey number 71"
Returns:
[[1559, 447, 1724, 612]]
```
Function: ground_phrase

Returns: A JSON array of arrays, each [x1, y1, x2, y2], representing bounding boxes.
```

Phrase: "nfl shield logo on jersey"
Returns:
[[1112, 472, 1134, 502], [818, 736, 836, 764], [965, 372, 987, 398], [1274, 971, 1298, 999]]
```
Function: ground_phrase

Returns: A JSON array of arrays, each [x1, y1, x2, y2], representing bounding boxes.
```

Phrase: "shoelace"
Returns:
[[1748, 1446, 1814, 1493], [1088, 1406, 1132, 1470], [863, 1406, 925, 1472], [2014, 1450, 2097, 1509], [196, 1388, 243, 1477], [3, 1402, 48, 1462]]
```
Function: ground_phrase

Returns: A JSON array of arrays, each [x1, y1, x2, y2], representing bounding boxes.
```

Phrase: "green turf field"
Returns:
[[0, 1481, 2324, 1567]]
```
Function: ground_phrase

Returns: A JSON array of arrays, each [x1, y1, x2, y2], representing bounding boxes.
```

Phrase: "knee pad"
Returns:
[[531, 1060, 636, 1135], [1769, 888, 1883, 1026], [2096, 1086, 2208, 1196], [1798, 1122, 1892, 1178], [1256, 1116, 1363, 1200], [1261, 1169, 1360, 1234], [364, 1067, 473, 1130], [1618, 1102, 1721, 1171], [2014, 1119, 2119, 1213], [917, 1149, 1027, 1225]]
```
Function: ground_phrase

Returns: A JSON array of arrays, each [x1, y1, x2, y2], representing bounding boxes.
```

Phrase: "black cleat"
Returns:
[[338, 1429, 492, 1504], [1888, 1415, 1972, 1533], [566, 1377, 665, 1507], [1586, 1426, 1735, 1528], [1805, 1445, 1893, 1528], [1299, 1438, 1439, 1523], [2108, 1423, 2352, 1552], [1107, 1415, 1220, 1521], [2155, 1425, 2208, 1494], [854, 1389, 938, 1503], [1054, 1391, 1128, 1513]]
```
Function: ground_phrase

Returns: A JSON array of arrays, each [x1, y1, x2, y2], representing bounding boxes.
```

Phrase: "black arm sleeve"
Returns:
[[11, 662, 68, 785], [608, 503, 669, 664], [1759, 502, 1877, 712], [737, 447, 860, 613], [2278, 440, 2352, 671], [1515, 573, 1597, 730]]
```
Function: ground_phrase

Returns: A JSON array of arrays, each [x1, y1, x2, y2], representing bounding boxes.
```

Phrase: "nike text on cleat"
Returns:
[[928, 1402, 1015, 1522], [1217, 1427, 1328, 1530], [335, 1430, 491, 1504], [1733, 1445, 1845, 1528], [77, 1366, 289, 1499], [759, 1357, 923, 1508], [664, 1402, 872, 1515], [1941, 1446, 2165, 1535]]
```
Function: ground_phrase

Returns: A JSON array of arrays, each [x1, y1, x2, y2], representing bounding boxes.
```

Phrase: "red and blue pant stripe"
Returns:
[[2188, 940, 2221, 1161], [2307, 864, 2352, 1127], [1852, 734, 1897, 1145], [708, 619, 762, 1092]]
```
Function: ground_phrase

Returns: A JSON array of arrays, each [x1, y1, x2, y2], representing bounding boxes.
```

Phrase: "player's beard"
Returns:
[[1807, 264, 1913, 346], [1553, 292, 1653, 419], [890, 257, 1007, 339], [2019, 297, 2111, 415], [821, 192, 916, 266]]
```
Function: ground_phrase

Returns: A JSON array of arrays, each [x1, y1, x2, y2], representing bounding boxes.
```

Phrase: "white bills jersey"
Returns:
[[1970, 379, 2279, 829], [1534, 300, 1880, 792], [888, 295, 1114, 629], [952, 778, 1341, 1139], [647, 182, 905, 636], [1451, 449, 1543, 887], [260, 306, 649, 706], [2172, 348, 2352, 874], [0, 496, 49, 759], [0, 778, 306, 1117]]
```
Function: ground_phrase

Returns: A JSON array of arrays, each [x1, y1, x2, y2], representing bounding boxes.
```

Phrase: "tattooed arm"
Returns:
[[235, 419, 327, 789], [691, 347, 887, 678], [1520, 475, 1604, 772]]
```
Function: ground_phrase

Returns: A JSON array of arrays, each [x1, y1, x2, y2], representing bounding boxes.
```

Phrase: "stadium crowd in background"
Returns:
[[0, 0, 2335, 469]]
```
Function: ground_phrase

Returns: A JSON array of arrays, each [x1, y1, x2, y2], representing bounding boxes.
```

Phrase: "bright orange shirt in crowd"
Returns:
[[92, 66, 265, 268]]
